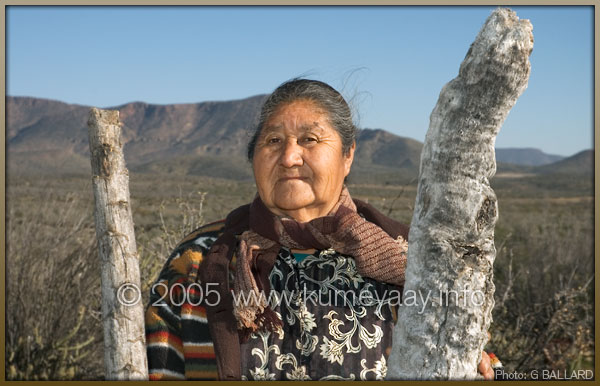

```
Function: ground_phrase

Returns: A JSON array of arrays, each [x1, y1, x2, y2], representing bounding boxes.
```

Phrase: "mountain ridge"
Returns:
[[6, 96, 591, 183]]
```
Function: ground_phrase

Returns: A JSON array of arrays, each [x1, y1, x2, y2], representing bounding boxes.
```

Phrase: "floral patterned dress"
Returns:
[[240, 247, 402, 381]]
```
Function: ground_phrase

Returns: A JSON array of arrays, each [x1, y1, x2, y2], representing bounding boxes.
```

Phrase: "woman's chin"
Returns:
[[273, 198, 314, 212], [272, 190, 316, 213]]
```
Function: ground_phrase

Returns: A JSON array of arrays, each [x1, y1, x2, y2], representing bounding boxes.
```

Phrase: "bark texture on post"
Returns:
[[88, 108, 148, 380], [386, 8, 532, 380]]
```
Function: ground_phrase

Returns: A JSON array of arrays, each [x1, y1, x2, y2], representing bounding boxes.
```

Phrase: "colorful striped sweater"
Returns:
[[145, 221, 228, 380]]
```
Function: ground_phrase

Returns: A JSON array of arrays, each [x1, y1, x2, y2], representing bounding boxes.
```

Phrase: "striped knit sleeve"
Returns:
[[145, 221, 226, 380]]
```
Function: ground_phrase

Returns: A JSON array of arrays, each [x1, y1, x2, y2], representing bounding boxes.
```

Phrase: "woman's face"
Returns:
[[252, 99, 355, 222]]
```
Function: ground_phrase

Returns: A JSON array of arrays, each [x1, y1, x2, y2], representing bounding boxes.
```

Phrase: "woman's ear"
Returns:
[[344, 141, 356, 177]]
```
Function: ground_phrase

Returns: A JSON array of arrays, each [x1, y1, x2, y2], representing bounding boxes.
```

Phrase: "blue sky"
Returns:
[[6, 5, 594, 157]]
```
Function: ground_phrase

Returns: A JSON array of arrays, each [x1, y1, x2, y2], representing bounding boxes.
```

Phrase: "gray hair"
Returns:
[[247, 78, 357, 161]]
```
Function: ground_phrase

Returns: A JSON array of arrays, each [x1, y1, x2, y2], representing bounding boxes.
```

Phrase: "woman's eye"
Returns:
[[267, 137, 281, 144], [301, 137, 318, 144]]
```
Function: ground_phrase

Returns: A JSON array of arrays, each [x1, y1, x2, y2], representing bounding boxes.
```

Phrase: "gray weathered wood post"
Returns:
[[88, 108, 148, 380], [386, 8, 533, 379]]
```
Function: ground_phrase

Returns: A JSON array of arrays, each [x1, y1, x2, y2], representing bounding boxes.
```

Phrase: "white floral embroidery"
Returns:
[[250, 366, 276, 381], [360, 354, 388, 380], [320, 307, 383, 362], [242, 248, 396, 380], [319, 248, 337, 258], [358, 321, 384, 349], [294, 294, 319, 356], [297, 303, 316, 332], [288, 365, 311, 381], [247, 330, 279, 381], [296, 333, 318, 356], [275, 353, 312, 380], [344, 258, 365, 289], [319, 336, 345, 365]]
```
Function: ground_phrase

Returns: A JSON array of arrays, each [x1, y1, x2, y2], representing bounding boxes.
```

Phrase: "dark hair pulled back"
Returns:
[[247, 78, 357, 161]]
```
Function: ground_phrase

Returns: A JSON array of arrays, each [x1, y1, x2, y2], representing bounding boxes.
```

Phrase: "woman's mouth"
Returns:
[[279, 176, 307, 181]]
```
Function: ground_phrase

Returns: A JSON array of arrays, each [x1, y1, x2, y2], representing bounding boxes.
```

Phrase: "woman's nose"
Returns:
[[280, 139, 303, 168]]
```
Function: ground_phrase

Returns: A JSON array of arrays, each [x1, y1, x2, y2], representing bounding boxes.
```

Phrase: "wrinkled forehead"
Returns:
[[261, 120, 325, 135], [261, 100, 330, 133]]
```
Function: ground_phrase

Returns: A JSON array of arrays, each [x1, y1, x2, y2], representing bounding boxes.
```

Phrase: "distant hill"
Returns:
[[350, 129, 423, 184], [495, 148, 564, 166], [534, 149, 594, 175], [6, 96, 591, 185], [7, 95, 267, 180]]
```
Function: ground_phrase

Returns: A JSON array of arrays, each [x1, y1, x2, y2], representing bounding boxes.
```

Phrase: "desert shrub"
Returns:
[[5, 178, 209, 380], [5, 190, 103, 380], [136, 189, 207, 306], [489, 200, 594, 372]]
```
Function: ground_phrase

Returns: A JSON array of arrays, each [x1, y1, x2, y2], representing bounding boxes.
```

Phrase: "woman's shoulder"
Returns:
[[353, 199, 410, 240], [173, 202, 251, 254], [173, 219, 227, 254], [152, 220, 228, 291]]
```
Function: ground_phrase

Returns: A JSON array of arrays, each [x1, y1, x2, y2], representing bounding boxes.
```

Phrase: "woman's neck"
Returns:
[[291, 248, 316, 254]]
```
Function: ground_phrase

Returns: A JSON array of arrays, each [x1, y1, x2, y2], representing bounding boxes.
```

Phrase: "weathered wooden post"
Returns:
[[88, 108, 148, 380], [386, 8, 532, 379]]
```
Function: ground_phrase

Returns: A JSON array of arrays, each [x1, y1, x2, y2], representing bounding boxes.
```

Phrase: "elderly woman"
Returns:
[[145, 79, 493, 381]]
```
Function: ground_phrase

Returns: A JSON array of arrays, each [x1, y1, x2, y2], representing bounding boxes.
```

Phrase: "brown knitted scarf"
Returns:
[[232, 187, 408, 334]]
